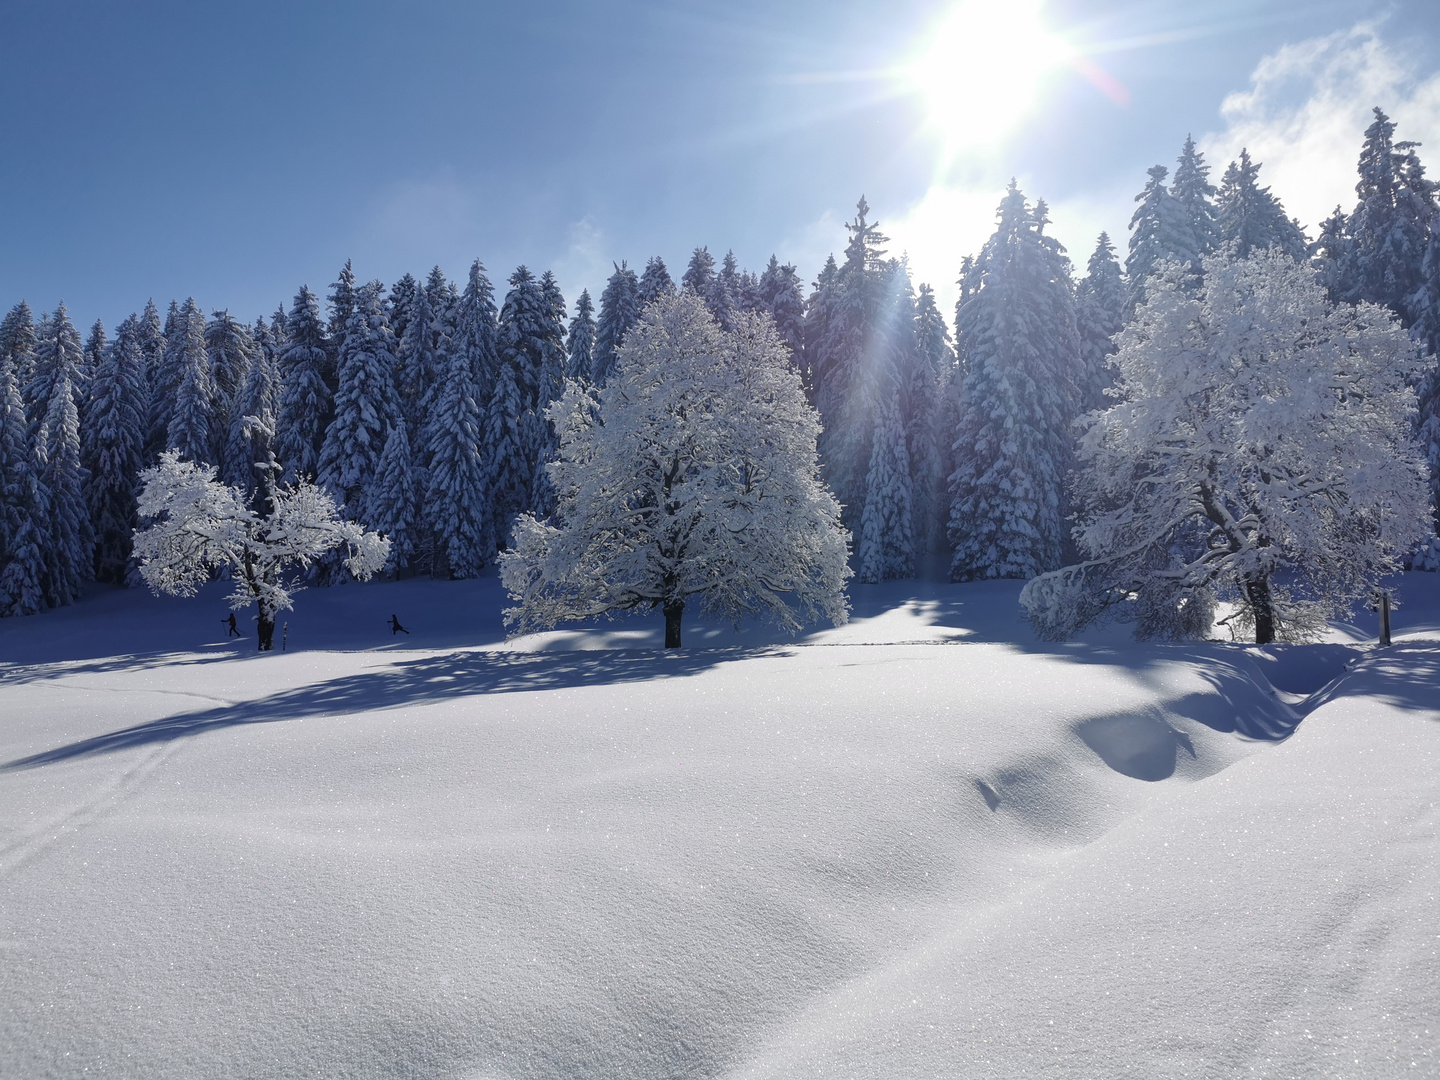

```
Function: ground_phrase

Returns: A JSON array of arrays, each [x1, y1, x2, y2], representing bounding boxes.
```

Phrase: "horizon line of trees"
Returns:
[[2, 104, 1439, 632]]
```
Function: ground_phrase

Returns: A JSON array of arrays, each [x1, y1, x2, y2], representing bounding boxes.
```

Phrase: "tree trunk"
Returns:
[[1245, 575, 1275, 644], [257, 606, 276, 652], [663, 599, 684, 649]]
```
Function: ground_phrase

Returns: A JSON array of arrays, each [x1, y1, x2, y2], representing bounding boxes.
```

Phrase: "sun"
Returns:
[[906, 0, 1070, 154]]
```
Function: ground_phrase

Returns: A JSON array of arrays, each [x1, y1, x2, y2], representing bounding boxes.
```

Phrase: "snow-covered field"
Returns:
[[1, 574, 1437, 1079]]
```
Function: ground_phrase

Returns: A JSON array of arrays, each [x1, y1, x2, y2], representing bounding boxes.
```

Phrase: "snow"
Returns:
[[1, 573, 1437, 1078]]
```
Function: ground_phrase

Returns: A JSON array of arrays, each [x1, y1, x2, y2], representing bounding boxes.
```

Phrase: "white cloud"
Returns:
[[1203, 23, 1440, 233]]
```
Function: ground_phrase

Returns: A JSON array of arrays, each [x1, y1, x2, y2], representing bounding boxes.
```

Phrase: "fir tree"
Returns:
[[387, 272, 419, 347], [396, 281, 439, 438], [1126, 164, 1199, 313], [369, 420, 420, 577], [83, 314, 147, 582], [1313, 206, 1355, 304], [1171, 135, 1219, 255], [948, 183, 1078, 581], [317, 281, 399, 516], [81, 319, 105, 399], [167, 299, 213, 465], [802, 254, 842, 402], [481, 353, 528, 548], [709, 250, 740, 330], [325, 259, 357, 386], [1217, 149, 1308, 260], [38, 370, 92, 606], [592, 261, 640, 386], [223, 315, 281, 493], [1074, 232, 1125, 414], [530, 271, 569, 516], [453, 260, 501, 405], [566, 289, 597, 381], [0, 353, 46, 616], [910, 282, 953, 557], [275, 286, 332, 482], [637, 256, 676, 307], [681, 246, 717, 298]]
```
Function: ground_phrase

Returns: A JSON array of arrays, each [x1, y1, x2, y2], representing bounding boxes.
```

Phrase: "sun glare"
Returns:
[[907, 0, 1070, 153]]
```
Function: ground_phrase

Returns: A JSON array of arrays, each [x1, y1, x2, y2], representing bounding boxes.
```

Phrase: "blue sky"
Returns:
[[3, 0, 1440, 332]]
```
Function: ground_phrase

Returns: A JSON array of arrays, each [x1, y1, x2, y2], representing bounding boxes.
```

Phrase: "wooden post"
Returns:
[[1379, 591, 1391, 647]]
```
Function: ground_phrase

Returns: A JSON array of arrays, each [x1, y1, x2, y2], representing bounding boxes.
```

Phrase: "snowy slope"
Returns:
[[0, 574, 1436, 1079]]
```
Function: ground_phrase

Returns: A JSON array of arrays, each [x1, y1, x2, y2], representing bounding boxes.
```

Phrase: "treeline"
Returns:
[[1, 106, 1439, 619]]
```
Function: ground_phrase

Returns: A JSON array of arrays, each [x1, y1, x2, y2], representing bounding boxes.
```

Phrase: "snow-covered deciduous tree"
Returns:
[[501, 293, 851, 649], [133, 451, 389, 650], [1022, 250, 1432, 644]]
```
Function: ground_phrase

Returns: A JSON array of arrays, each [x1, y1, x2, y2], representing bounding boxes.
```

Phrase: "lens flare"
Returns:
[[907, 0, 1072, 152]]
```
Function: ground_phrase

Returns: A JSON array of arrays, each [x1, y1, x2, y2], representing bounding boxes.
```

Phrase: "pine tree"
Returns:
[[167, 299, 213, 464], [592, 262, 640, 386], [757, 255, 806, 361], [1074, 232, 1125, 414], [83, 314, 147, 582], [0, 352, 46, 616], [275, 286, 333, 482], [948, 183, 1079, 581], [317, 280, 399, 516], [637, 256, 676, 307], [368, 419, 420, 576], [566, 289, 597, 381], [38, 369, 92, 606], [1126, 165, 1200, 313], [1217, 149, 1308, 260], [1171, 135, 1219, 255]]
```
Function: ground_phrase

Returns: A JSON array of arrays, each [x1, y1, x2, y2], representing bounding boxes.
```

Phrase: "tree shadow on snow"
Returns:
[[1, 645, 782, 770]]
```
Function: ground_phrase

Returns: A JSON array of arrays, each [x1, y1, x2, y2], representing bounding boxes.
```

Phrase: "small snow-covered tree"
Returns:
[[133, 451, 389, 650], [1021, 250, 1432, 644], [501, 293, 852, 649]]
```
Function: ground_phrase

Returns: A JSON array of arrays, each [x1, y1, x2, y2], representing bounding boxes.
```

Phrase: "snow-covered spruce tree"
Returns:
[[386, 273, 419, 347], [133, 451, 388, 650], [529, 271, 568, 517], [501, 293, 851, 649], [144, 300, 183, 460], [223, 317, 282, 494], [368, 420, 419, 577], [565, 289, 596, 381], [802, 254, 842, 403], [592, 261, 639, 386], [453, 259, 501, 406], [0, 301, 37, 389], [317, 281, 399, 517], [24, 302, 85, 450], [1347, 107, 1436, 318], [325, 259, 357, 386], [395, 279, 439, 440], [497, 266, 560, 519], [275, 286, 332, 483], [757, 255, 806, 362], [1313, 206, 1356, 305], [681, 246, 717, 300], [909, 282, 953, 557], [83, 314, 147, 582], [637, 256, 676, 307], [0, 355, 46, 616], [707, 250, 739, 331], [948, 182, 1080, 582], [1171, 135, 1219, 256], [425, 328, 491, 578], [1407, 220, 1440, 569], [81, 319, 105, 400], [166, 299, 213, 465], [1075, 232, 1126, 414], [858, 389, 913, 583], [1217, 149, 1308, 261], [480, 351, 528, 548], [38, 369, 92, 608], [1126, 164, 1200, 314], [1021, 250, 1432, 644], [204, 310, 255, 469]]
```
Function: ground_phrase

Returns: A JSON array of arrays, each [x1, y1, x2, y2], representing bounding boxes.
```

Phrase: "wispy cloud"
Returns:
[[1202, 23, 1440, 233]]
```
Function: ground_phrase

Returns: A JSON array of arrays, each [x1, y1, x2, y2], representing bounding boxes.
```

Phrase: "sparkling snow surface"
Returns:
[[1, 575, 1436, 1079]]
